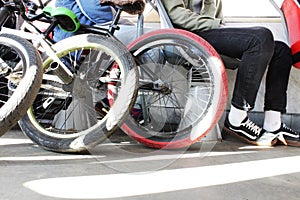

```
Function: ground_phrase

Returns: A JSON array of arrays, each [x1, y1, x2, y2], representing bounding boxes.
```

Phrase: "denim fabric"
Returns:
[[194, 26, 292, 113], [76, 0, 114, 24], [264, 41, 292, 113], [53, 0, 114, 42]]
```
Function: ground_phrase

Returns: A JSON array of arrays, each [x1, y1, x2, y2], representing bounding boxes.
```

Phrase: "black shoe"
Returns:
[[270, 123, 300, 147], [223, 117, 277, 146]]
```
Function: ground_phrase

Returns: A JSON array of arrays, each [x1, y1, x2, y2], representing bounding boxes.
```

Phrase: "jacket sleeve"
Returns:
[[201, 0, 224, 21], [161, 0, 221, 32]]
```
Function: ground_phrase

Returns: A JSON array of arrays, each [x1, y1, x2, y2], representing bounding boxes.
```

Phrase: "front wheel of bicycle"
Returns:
[[121, 29, 228, 149], [19, 34, 138, 152], [0, 33, 43, 137]]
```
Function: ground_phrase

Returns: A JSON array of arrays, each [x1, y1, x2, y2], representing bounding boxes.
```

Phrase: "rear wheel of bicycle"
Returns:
[[121, 29, 228, 149], [19, 34, 138, 152], [0, 33, 43, 137]]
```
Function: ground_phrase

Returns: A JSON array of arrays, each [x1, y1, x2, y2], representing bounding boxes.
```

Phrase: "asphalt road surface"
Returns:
[[0, 127, 299, 200]]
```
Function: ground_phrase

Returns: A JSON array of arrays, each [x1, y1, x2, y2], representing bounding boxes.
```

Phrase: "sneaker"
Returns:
[[270, 123, 300, 147], [223, 116, 277, 146]]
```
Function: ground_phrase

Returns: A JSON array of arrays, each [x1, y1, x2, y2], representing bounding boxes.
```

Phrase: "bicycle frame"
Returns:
[[0, 0, 78, 85]]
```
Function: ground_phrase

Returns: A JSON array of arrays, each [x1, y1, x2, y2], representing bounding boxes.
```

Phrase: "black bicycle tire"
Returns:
[[19, 34, 138, 152], [122, 29, 228, 149], [0, 33, 43, 136]]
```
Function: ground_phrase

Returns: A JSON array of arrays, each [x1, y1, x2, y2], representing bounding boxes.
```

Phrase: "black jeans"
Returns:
[[194, 26, 293, 113]]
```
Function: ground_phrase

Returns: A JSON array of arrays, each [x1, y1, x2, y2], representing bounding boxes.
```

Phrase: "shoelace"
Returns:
[[241, 119, 262, 135], [282, 124, 300, 136]]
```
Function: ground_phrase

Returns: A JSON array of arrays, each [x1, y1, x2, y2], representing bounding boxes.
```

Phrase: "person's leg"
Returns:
[[264, 41, 292, 114], [263, 110, 281, 132], [263, 41, 292, 131], [263, 41, 300, 146], [76, 0, 115, 24], [194, 27, 278, 145], [196, 26, 274, 111]]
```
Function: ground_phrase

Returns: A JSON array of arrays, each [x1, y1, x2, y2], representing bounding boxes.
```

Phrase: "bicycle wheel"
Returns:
[[19, 34, 138, 152], [121, 29, 228, 149], [0, 33, 43, 136]]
